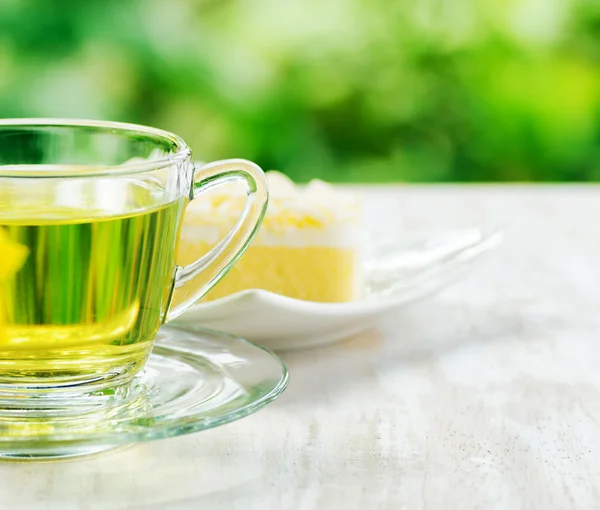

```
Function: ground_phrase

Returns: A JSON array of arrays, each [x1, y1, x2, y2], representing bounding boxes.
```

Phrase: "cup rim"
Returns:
[[0, 118, 192, 178]]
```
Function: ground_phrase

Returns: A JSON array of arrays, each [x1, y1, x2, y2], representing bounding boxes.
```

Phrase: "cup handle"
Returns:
[[165, 158, 268, 322]]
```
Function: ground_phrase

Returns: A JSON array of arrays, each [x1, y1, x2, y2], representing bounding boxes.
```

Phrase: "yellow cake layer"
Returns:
[[177, 241, 359, 303]]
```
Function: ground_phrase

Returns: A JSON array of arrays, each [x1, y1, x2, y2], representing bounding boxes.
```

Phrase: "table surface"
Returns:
[[1, 185, 599, 510]]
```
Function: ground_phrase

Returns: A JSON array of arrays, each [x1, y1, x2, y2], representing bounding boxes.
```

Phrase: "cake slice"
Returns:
[[177, 171, 363, 303]]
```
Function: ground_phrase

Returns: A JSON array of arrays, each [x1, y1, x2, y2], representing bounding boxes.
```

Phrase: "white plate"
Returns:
[[175, 229, 503, 351]]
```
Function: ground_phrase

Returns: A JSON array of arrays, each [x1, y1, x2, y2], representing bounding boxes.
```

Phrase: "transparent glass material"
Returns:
[[0, 119, 268, 389], [0, 324, 288, 460]]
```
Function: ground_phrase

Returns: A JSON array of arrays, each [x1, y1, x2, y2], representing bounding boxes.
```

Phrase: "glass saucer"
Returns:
[[0, 324, 289, 460]]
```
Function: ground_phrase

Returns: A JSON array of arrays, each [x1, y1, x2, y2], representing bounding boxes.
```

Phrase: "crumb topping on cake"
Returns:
[[185, 171, 361, 233]]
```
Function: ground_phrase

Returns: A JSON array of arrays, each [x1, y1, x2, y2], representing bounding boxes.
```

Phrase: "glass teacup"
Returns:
[[0, 119, 268, 390]]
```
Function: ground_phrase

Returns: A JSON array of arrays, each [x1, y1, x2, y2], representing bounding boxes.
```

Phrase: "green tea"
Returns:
[[0, 198, 185, 385]]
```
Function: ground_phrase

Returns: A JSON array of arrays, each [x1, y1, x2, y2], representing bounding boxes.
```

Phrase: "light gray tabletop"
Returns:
[[1, 185, 599, 510]]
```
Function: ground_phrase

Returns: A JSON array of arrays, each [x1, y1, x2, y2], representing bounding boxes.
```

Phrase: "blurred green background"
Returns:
[[0, 0, 599, 182]]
